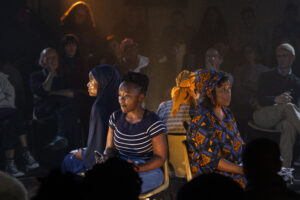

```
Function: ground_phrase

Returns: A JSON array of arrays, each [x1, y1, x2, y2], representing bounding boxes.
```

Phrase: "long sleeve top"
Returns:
[[187, 106, 246, 187], [256, 68, 300, 106]]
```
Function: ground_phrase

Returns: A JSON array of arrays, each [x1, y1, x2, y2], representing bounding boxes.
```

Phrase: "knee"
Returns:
[[284, 103, 296, 112]]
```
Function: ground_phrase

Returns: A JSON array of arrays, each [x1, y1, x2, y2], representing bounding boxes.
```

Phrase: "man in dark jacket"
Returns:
[[253, 43, 300, 168]]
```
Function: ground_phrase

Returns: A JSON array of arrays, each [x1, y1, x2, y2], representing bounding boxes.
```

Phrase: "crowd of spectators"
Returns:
[[1, 1, 300, 199]]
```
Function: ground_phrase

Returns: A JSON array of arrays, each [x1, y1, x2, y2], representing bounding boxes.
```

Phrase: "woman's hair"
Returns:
[[122, 72, 149, 95], [59, 34, 79, 57], [200, 75, 229, 109], [60, 1, 96, 28]]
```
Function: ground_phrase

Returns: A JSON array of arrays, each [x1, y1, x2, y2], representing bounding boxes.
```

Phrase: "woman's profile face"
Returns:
[[215, 80, 231, 107], [87, 72, 98, 96], [118, 82, 143, 113]]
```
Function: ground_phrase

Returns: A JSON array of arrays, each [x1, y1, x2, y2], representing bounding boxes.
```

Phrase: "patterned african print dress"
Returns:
[[187, 106, 246, 188]]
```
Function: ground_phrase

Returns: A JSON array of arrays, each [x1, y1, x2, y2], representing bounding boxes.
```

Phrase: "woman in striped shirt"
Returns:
[[105, 72, 168, 194]]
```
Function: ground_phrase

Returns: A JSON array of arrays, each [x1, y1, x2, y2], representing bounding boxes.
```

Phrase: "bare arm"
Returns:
[[137, 133, 167, 172], [217, 159, 244, 175], [105, 127, 115, 149]]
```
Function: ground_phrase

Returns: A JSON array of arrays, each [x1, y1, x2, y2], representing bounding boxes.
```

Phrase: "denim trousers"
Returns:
[[121, 157, 164, 194]]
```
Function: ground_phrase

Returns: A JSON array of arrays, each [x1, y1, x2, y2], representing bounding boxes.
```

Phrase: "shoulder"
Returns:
[[157, 100, 172, 112], [145, 110, 164, 124], [145, 110, 167, 133], [109, 109, 122, 122]]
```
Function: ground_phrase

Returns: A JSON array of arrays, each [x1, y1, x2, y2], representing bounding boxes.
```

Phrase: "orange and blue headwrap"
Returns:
[[195, 68, 224, 98]]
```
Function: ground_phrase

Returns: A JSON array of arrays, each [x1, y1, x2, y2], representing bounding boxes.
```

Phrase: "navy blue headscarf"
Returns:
[[83, 65, 121, 169]]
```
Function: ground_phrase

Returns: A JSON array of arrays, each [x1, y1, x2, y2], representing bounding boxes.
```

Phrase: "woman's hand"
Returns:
[[71, 148, 82, 160], [127, 160, 140, 172]]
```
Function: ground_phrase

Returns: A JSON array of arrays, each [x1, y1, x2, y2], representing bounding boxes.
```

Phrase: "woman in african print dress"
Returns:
[[187, 69, 246, 187]]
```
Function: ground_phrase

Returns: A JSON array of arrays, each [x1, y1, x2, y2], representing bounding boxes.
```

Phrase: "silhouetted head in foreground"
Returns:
[[242, 138, 282, 182], [177, 173, 243, 200], [84, 157, 142, 200]]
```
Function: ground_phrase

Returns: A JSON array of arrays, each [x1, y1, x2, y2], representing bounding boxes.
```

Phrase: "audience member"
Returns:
[[214, 41, 238, 74], [84, 157, 142, 200], [101, 35, 122, 67], [112, 6, 150, 56], [59, 33, 92, 138], [117, 38, 150, 77], [203, 47, 234, 86], [0, 59, 27, 116], [157, 70, 197, 178], [0, 72, 39, 177], [105, 72, 168, 194], [253, 43, 300, 168], [157, 70, 196, 134], [30, 48, 78, 150], [0, 170, 28, 200], [177, 173, 244, 200], [186, 69, 246, 188], [61, 65, 120, 173], [242, 138, 300, 200], [60, 1, 104, 67], [232, 44, 269, 138], [193, 6, 229, 65]]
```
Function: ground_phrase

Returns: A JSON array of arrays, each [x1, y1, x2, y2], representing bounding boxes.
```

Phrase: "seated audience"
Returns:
[[177, 173, 244, 200], [253, 43, 300, 168], [157, 70, 197, 179], [232, 44, 269, 137], [61, 65, 120, 172], [0, 72, 39, 177], [117, 38, 150, 77], [203, 47, 234, 86], [0, 170, 28, 200], [104, 72, 168, 194], [242, 138, 300, 200], [158, 70, 196, 134], [85, 158, 142, 200], [59, 33, 92, 140], [30, 48, 78, 150], [186, 69, 246, 187], [101, 35, 122, 67]]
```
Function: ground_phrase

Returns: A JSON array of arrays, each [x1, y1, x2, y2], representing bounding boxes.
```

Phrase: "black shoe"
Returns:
[[23, 151, 39, 170], [5, 160, 25, 177]]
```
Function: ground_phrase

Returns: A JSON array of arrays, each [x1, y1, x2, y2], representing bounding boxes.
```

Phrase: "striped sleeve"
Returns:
[[147, 120, 167, 138], [109, 112, 116, 130]]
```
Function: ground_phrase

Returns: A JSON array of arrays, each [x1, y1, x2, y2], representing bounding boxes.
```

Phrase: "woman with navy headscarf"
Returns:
[[61, 65, 120, 173]]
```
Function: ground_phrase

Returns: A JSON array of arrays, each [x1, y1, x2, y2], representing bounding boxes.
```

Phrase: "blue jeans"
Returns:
[[121, 157, 164, 194]]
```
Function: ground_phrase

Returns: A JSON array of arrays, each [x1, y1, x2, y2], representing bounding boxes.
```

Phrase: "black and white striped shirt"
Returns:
[[109, 110, 167, 160]]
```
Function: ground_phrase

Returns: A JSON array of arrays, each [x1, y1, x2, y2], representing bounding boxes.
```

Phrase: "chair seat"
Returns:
[[138, 161, 169, 200], [248, 121, 280, 133]]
